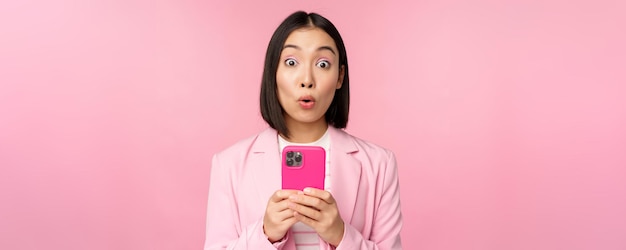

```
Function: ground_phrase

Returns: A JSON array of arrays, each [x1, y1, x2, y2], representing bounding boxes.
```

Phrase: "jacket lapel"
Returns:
[[328, 127, 361, 225], [250, 128, 282, 208]]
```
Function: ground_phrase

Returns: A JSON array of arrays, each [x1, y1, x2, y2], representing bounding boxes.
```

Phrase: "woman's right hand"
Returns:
[[263, 190, 299, 243]]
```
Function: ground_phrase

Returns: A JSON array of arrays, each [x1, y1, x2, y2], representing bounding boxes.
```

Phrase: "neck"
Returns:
[[281, 118, 328, 143]]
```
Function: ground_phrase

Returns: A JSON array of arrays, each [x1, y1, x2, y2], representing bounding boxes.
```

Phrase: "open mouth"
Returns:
[[298, 96, 315, 109], [298, 95, 315, 103]]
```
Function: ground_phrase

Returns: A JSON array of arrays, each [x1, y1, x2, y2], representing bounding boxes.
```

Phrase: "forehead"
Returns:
[[283, 27, 337, 51]]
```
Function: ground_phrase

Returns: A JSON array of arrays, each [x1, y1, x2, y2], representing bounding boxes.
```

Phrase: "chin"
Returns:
[[305, 117, 327, 124], [288, 114, 325, 124]]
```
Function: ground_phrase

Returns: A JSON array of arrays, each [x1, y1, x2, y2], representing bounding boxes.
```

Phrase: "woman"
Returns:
[[204, 11, 402, 250]]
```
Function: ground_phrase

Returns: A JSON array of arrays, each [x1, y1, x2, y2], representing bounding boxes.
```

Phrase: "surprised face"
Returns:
[[276, 27, 344, 129]]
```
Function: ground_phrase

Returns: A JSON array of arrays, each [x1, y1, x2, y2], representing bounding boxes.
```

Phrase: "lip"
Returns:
[[298, 95, 316, 109]]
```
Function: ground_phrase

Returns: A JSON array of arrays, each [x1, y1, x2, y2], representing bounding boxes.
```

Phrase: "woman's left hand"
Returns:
[[288, 187, 345, 247]]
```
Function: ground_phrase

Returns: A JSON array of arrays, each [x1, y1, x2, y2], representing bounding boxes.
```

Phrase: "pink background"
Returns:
[[1, 0, 625, 249]]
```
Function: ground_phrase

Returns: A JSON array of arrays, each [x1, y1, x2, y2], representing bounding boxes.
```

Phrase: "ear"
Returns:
[[336, 65, 345, 89]]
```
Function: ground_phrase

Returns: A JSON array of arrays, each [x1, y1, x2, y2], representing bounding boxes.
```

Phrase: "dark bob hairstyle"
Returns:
[[260, 11, 350, 138]]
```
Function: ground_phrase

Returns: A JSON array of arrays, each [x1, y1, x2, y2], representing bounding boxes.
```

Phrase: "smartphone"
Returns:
[[281, 145, 326, 191]]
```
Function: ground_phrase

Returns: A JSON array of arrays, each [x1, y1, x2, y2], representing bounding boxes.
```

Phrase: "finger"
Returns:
[[270, 189, 300, 202], [289, 201, 322, 221], [293, 211, 317, 228], [282, 216, 299, 227], [273, 208, 296, 221], [303, 188, 335, 204], [289, 193, 326, 210], [270, 199, 299, 213]]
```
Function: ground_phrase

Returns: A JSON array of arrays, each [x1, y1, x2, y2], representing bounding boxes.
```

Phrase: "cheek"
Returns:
[[276, 67, 297, 88], [275, 76, 293, 104], [275, 69, 288, 94], [319, 74, 340, 94]]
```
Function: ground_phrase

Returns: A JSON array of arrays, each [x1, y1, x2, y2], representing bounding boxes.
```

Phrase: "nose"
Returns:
[[299, 66, 314, 89]]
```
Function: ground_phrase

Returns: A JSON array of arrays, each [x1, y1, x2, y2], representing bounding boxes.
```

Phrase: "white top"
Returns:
[[278, 128, 331, 250]]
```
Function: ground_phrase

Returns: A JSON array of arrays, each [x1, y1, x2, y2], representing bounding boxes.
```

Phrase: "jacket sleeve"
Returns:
[[334, 151, 403, 250], [204, 153, 288, 250]]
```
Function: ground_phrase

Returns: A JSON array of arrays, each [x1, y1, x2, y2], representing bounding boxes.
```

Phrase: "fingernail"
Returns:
[[303, 188, 311, 193], [289, 195, 297, 200]]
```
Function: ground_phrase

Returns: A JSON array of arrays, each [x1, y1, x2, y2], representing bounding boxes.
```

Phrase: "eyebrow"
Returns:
[[283, 44, 336, 55]]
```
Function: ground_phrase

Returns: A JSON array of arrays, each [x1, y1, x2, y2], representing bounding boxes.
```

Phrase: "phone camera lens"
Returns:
[[287, 151, 294, 158], [295, 154, 302, 162], [286, 159, 294, 166]]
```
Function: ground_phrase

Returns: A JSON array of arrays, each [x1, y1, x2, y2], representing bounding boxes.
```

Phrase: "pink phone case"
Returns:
[[281, 145, 326, 191]]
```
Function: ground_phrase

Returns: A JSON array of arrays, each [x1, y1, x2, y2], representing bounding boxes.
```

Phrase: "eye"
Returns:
[[285, 58, 298, 66], [316, 60, 330, 69]]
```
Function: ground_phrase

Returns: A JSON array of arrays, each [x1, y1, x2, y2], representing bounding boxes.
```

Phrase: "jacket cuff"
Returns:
[[256, 219, 289, 249], [334, 223, 361, 250]]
